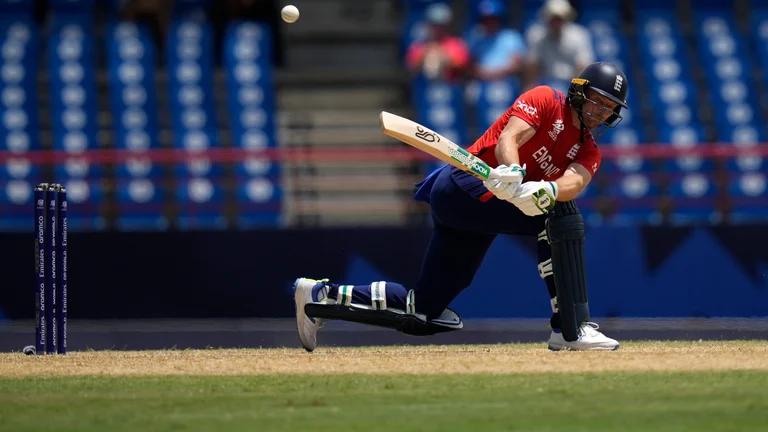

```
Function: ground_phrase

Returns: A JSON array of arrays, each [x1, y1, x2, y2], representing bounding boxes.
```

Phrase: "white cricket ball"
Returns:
[[281, 5, 300, 23]]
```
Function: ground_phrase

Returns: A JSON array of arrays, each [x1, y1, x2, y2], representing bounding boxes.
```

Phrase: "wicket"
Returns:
[[34, 183, 68, 355]]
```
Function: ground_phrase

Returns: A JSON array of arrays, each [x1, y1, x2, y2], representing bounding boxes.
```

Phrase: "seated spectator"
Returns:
[[523, 0, 594, 92], [405, 3, 469, 82], [465, 0, 525, 82]]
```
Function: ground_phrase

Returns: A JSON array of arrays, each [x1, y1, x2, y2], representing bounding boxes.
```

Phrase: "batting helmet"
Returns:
[[567, 62, 629, 133]]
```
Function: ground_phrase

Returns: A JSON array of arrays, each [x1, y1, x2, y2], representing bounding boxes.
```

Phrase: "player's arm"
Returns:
[[495, 116, 536, 166], [554, 163, 592, 202]]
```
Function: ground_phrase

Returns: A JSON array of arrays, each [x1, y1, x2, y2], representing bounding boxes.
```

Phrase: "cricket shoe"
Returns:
[[294, 277, 334, 352], [547, 322, 620, 351]]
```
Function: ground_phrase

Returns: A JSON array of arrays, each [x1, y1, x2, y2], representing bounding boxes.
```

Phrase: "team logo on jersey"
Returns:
[[614, 75, 624, 91], [516, 99, 538, 118], [548, 119, 564, 141], [532, 146, 561, 177], [566, 143, 581, 160]]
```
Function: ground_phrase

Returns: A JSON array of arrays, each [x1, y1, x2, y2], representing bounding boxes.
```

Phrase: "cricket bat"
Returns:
[[379, 111, 516, 182]]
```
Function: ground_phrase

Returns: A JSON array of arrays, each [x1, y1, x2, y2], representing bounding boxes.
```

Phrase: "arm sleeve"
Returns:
[[507, 86, 555, 130], [573, 138, 602, 176]]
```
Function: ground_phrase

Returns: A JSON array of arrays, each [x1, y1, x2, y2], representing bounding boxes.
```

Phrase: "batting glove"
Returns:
[[510, 181, 558, 217], [483, 164, 526, 202]]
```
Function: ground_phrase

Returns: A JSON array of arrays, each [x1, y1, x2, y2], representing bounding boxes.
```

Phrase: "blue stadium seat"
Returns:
[[0, 19, 40, 184], [693, 10, 761, 134], [728, 172, 768, 223], [606, 174, 663, 226], [635, 10, 703, 131], [580, 9, 630, 73], [47, 12, 101, 181], [166, 18, 221, 179], [599, 125, 653, 174], [602, 149, 654, 175], [722, 125, 766, 172], [596, 85, 647, 175], [0, 179, 34, 231], [411, 76, 468, 173], [106, 21, 162, 178], [472, 78, 519, 134], [235, 177, 283, 228], [0, 156, 40, 181], [235, 156, 280, 179], [53, 155, 101, 181], [657, 125, 716, 173], [115, 178, 169, 231], [668, 173, 722, 225], [750, 9, 768, 80], [575, 181, 603, 227], [223, 21, 282, 192], [175, 178, 228, 230], [63, 178, 106, 231]]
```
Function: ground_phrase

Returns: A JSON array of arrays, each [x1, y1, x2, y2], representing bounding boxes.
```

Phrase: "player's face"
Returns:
[[580, 90, 620, 129]]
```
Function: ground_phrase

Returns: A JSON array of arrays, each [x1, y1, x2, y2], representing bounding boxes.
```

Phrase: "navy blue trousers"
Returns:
[[328, 165, 555, 320]]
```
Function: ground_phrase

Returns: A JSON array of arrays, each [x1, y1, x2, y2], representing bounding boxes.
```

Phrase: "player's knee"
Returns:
[[546, 201, 584, 243]]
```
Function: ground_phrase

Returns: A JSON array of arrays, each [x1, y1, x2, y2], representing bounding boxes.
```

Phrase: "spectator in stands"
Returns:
[[523, 0, 594, 92], [405, 3, 469, 82], [465, 0, 526, 82]]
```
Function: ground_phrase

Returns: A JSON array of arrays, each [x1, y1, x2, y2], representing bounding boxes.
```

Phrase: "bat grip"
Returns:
[[488, 168, 520, 183]]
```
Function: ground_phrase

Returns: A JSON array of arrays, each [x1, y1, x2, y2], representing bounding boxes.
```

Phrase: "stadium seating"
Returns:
[[235, 176, 284, 228], [693, 8, 761, 136], [115, 177, 169, 231], [575, 180, 603, 227], [106, 21, 162, 178], [412, 75, 469, 173], [606, 173, 663, 226], [175, 177, 228, 230], [0, 1, 39, 230], [1, 0, 766, 231], [223, 21, 283, 228], [668, 173, 723, 226], [62, 178, 106, 231], [635, 7, 703, 132], [727, 172, 768, 223]]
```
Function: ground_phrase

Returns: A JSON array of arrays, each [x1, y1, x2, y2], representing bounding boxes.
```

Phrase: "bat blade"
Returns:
[[379, 111, 495, 181]]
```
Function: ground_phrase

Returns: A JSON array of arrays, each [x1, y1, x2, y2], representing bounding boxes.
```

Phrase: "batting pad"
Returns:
[[547, 200, 590, 342], [304, 302, 463, 336]]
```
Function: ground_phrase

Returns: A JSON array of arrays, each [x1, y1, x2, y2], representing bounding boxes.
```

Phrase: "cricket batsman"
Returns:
[[294, 62, 629, 351]]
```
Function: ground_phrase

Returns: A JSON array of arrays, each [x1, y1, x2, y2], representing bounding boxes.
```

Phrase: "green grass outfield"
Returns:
[[1, 342, 767, 431]]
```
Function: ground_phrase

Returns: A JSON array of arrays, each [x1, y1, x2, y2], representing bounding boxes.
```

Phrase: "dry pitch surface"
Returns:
[[2, 340, 768, 377], [2, 341, 768, 432]]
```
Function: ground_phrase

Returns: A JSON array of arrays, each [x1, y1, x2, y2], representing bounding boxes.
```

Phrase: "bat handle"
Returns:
[[488, 164, 526, 182], [488, 168, 519, 182]]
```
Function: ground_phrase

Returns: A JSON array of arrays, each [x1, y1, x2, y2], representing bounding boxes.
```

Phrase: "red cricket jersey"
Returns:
[[466, 86, 602, 201]]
